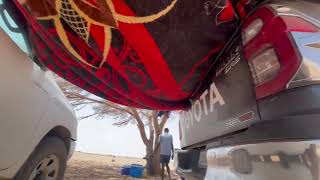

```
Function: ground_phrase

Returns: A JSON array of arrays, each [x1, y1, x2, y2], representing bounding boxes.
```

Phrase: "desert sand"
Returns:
[[65, 151, 179, 180]]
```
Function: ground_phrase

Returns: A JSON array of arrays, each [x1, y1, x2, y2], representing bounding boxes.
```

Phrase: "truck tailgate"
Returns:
[[180, 37, 260, 148]]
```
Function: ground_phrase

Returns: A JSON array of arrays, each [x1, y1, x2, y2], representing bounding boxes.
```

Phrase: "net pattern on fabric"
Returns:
[[60, 0, 88, 40]]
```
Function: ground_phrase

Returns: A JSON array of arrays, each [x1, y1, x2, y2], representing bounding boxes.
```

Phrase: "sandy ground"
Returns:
[[64, 152, 180, 180]]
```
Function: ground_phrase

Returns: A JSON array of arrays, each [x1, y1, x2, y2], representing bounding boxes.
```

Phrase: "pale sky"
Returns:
[[75, 111, 181, 158]]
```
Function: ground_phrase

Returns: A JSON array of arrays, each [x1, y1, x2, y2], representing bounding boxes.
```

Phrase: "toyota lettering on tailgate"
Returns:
[[181, 82, 225, 128]]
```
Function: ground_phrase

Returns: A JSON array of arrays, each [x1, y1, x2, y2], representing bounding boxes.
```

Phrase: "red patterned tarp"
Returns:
[[10, 0, 259, 109]]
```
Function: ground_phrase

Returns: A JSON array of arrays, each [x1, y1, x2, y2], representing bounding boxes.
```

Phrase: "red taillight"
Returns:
[[249, 48, 280, 86], [242, 18, 264, 46], [242, 6, 319, 99]]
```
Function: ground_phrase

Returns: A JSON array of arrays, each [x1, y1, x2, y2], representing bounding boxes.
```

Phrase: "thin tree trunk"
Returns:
[[151, 112, 169, 175], [146, 146, 161, 175], [146, 143, 155, 175], [153, 146, 161, 175]]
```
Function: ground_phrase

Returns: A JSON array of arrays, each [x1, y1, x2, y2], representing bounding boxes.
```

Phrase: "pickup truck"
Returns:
[[0, 1, 78, 179], [175, 1, 320, 179], [1, 0, 319, 179]]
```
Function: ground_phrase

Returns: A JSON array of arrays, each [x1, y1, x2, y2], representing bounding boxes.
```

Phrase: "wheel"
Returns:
[[14, 136, 68, 180]]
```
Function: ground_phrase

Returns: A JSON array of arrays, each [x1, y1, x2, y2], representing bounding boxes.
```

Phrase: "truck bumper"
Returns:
[[176, 85, 320, 179], [176, 139, 320, 180], [204, 140, 320, 180]]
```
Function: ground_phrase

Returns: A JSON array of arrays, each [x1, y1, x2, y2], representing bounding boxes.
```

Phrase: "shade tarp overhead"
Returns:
[[11, 0, 258, 109]]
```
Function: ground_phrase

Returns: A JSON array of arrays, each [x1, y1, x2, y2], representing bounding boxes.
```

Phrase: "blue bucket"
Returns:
[[129, 164, 144, 178], [121, 165, 131, 176]]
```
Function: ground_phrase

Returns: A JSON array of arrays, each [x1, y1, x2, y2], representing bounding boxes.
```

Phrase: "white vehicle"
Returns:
[[0, 4, 77, 179]]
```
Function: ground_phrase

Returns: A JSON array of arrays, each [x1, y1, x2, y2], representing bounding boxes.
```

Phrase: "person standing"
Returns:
[[159, 128, 174, 180]]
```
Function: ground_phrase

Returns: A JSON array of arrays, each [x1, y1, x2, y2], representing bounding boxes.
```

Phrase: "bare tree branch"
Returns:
[[79, 113, 99, 120], [65, 92, 134, 115], [131, 108, 149, 145], [152, 111, 160, 134], [113, 119, 132, 126], [148, 116, 155, 148]]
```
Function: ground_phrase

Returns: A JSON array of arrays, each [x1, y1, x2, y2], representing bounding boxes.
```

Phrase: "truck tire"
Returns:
[[14, 136, 68, 180]]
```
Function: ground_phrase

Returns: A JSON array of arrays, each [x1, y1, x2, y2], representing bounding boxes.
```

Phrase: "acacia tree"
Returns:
[[56, 78, 169, 175]]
